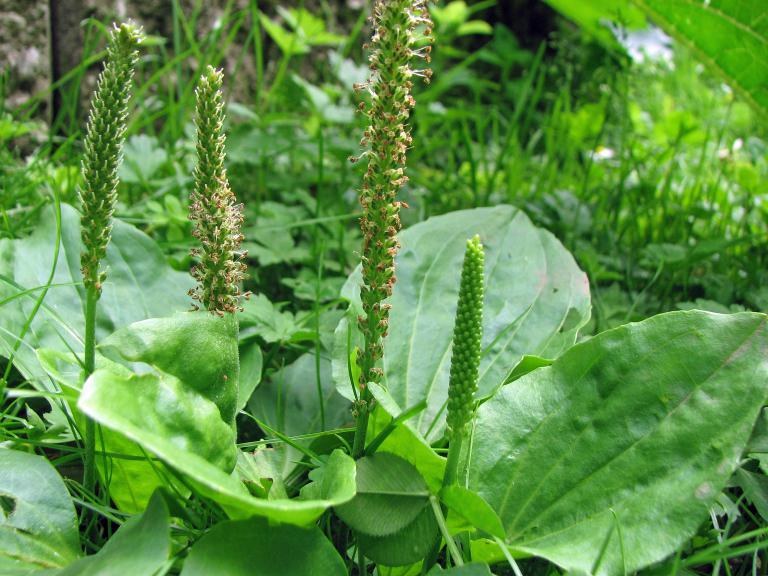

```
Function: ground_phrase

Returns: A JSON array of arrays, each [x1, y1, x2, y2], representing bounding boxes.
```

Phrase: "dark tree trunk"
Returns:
[[49, 0, 84, 135]]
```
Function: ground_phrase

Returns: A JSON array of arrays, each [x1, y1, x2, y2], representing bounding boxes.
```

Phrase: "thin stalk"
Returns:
[[430, 496, 463, 567], [82, 285, 99, 494]]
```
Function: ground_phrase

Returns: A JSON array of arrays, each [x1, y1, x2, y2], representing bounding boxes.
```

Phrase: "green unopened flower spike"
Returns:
[[446, 235, 484, 437], [189, 66, 247, 315], [352, 0, 433, 456], [79, 22, 142, 293]]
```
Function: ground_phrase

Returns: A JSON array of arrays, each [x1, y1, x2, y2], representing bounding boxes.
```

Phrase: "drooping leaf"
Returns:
[[81, 364, 237, 472], [469, 310, 768, 575], [79, 368, 355, 525], [0, 203, 193, 389], [632, 0, 768, 120], [37, 349, 179, 513], [180, 516, 346, 576], [0, 449, 80, 574], [335, 452, 430, 537], [334, 205, 590, 441], [99, 312, 240, 427], [55, 491, 170, 576]]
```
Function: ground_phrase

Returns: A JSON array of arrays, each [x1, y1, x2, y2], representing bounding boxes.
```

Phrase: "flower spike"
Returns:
[[79, 22, 143, 294], [188, 66, 247, 315]]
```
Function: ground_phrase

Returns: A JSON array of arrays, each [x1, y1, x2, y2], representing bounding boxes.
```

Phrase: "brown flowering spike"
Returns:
[[188, 66, 247, 315], [355, 0, 433, 406]]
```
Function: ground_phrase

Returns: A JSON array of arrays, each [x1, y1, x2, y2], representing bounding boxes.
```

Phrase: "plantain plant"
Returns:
[[77, 21, 142, 498], [2, 2, 768, 576]]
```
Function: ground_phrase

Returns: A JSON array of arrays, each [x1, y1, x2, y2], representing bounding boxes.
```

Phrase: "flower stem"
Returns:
[[82, 285, 98, 495], [352, 0, 433, 458]]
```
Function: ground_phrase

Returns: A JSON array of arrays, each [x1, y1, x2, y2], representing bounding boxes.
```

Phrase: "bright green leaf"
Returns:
[[470, 310, 768, 575], [81, 365, 237, 471], [632, 0, 768, 120], [99, 312, 240, 427], [79, 367, 355, 525]]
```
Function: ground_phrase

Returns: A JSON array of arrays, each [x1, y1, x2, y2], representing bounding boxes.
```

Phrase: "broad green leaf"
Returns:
[[0, 203, 193, 390], [180, 517, 346, 576], [632, 0, 768, 120], [335, 205, 590, 441], [359, 505, 438, 567], [336, 453, 430, 537], [79, 368, 354, 525], [54, 491, 170, 576], [99, 312, 239, 427], [85, 313, 242, 507], [469, 310, 768, 575], [440, 485, 505, 539], [81, 365, 237, 471], [0, 449, 80, 574]]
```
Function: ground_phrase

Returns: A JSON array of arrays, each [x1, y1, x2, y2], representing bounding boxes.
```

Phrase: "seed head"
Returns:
[[188, 66, 247, 314], [357, 0, 433, 391], [79, 22, 143, 294]]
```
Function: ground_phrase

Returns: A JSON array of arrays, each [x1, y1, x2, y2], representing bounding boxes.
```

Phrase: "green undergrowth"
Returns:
[[1, 1, 768, 574]]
